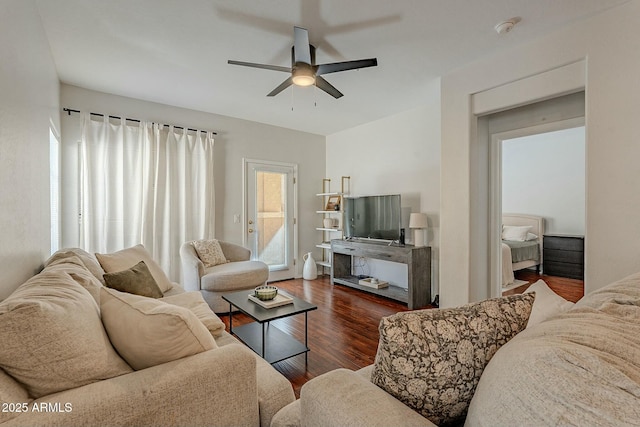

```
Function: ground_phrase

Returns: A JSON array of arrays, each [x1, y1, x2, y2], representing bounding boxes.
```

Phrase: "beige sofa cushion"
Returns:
[[43, 252, 104, 303], [0, 271, 132, 398], [100, 288, 217, 370], [96, 244, 173, 293], [46, 248, 107, 284], [161, 291, 225, 337], [192, 239, 228, 267], [0, 369, 32, 423], [371, 293, 534, 426], [103, 260, 164, 298], [468, 273, 640, 426]]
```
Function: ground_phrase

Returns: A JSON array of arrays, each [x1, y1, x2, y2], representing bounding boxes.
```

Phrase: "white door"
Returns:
[[244, 159, 297, 281]]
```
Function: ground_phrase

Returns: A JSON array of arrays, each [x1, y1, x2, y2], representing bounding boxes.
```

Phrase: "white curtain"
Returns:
[[80, 112, 215, 281]]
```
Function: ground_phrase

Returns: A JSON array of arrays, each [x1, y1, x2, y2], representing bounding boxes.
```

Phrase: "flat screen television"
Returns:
[[343, 194, 401, 241]]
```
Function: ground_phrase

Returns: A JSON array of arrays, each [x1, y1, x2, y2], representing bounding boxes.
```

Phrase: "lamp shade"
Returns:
[[409, 213, 428, 229]]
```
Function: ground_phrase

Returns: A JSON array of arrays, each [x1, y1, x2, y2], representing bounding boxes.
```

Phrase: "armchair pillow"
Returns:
[[192, 239, 228, 267], [100, 288, 217, 370], [0, 271, 132, 398], [103, 260, 164, 298], [371, 293, 534, 426], [96, 244, 173, 293]]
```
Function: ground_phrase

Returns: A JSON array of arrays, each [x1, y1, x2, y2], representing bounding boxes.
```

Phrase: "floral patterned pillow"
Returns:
[[371, 293, 534, 426], [192, 239, 228, 268]]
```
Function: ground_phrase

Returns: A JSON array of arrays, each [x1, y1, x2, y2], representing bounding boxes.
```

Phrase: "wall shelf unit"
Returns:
[[315, 177, 350, 274]]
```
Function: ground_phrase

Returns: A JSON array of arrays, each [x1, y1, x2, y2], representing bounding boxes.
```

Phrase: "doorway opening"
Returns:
[[243, 159, 298, 282], [489, 118, 586, 298], [483, 91, 586, 299]]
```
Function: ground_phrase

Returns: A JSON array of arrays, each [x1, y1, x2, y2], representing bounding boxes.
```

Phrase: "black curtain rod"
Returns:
[[63, 108, 217, 135]]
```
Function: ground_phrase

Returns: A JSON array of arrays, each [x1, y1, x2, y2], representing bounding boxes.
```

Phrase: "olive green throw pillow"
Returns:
[[96, 244, 173, 293], [103, 260, 163, 298], [371, 293, 535, 426]]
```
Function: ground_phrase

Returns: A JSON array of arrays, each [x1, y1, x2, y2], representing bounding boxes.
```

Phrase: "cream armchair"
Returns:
[[180, 241, 269, 313]]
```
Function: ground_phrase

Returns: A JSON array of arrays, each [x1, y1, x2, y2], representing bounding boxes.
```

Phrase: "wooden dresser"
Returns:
[[543, 234, 584, 280]]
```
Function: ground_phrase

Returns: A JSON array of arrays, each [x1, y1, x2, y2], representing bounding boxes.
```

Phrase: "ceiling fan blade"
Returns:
[[315, 76, 343, 99], [293, 26, 311, 64], [316, 58, 378, 76], [228, 60, 291, 73], [267, 77, 294, 97]]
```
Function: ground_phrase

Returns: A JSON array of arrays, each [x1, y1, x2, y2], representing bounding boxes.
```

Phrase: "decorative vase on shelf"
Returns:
[[302, 252, 318, 280]]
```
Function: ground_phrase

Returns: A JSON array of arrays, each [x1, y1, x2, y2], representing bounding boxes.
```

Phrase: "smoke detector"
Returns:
[[495, 17, 521, 35]]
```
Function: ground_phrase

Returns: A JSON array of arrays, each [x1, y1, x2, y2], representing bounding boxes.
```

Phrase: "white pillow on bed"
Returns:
[[502, 225, 532, 241], [526, 232, 538, 241]]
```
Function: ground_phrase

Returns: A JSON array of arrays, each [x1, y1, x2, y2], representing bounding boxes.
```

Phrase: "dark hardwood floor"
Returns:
[[503, 269, 584, 302], [221, 272, 583, 397], [220, 276, 414, 397]]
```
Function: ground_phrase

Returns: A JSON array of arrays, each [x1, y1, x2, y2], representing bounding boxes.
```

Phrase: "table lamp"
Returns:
[[409, 213, 428, 247]]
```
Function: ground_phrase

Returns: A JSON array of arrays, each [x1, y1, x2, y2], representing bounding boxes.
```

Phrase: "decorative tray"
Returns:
[[248, 292, 294, 309]]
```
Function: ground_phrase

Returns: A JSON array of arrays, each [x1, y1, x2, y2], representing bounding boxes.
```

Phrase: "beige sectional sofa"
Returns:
[[273, 273, 640, 426], [0, 248, 294, 427]]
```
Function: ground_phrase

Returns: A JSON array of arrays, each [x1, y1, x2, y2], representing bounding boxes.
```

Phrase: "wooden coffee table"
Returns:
[[222, 290, 317, 364]]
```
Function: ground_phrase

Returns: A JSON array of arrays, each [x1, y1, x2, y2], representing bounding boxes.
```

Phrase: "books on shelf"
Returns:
[[248, 292, 294, 309], [358, 278, 389, 289]]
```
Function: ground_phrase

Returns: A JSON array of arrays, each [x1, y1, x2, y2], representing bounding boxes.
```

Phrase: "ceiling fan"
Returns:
[[228, 26, 377, 99]]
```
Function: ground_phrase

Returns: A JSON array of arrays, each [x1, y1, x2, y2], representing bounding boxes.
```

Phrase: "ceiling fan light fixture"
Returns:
[[292, 63, 315, 87], [292, 74, 315, 86]]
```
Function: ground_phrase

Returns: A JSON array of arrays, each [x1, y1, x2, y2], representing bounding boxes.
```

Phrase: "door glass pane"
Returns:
[[256, 171, 286, 267]]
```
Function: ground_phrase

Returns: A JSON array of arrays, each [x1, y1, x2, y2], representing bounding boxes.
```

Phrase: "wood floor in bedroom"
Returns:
[[220, 272, 583, 397], [503, 270, 585, 302]]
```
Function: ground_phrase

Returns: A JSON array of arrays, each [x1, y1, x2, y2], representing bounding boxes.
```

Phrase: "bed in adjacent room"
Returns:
[[501, 214, 544, 287]]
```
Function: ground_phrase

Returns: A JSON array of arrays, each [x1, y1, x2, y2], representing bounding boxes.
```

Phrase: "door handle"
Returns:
[[248, 228, 254, 233], [248, 220, 254, 225]]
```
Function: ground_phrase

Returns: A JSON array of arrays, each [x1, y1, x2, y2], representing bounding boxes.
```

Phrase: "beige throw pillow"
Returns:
[[192, 239, 228, 267], [96, 244, 173, 293], [161, 292, 226, 337], [0, 271, 132, 398], [371, 293, 534, 426], [100, 288, 217, 370], [103, 260, 163, 298], [524, 279, 575, 327]]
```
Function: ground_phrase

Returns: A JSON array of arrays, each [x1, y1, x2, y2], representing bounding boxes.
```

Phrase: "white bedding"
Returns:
[[501, 243, 515, 286], [501, 214, 544, 287]]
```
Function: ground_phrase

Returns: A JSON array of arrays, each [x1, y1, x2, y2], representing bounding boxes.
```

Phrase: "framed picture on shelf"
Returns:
[[325, 195, 341, 211]]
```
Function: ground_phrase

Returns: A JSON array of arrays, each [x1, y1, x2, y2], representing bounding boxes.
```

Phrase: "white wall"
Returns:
[[0, 0, 60, 300], [440, 1, 640, 306], [60, 84, 325, 279], [326, 79, 441, 295], [503, 127, 585, 235]]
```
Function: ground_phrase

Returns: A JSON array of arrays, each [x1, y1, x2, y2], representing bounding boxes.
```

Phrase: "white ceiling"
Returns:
[[36, 0, 627, 136]]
